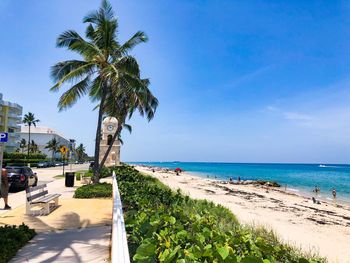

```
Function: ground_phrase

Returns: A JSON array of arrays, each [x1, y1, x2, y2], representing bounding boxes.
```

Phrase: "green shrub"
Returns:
[[0, 224, 36, 263], [112, 165, 325, 263], [4, 159, 48, 167], [74, 183, 112, 198], [76, 173, 81, 181], [4, 152, 46, 160]]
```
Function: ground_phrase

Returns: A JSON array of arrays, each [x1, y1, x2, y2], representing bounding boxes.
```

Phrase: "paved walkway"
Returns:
[[10, 226, 111, 263], [0, 167, 113, 263]]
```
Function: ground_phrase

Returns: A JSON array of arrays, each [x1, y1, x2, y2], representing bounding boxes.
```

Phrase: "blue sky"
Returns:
[[2, 0, 350, 163]]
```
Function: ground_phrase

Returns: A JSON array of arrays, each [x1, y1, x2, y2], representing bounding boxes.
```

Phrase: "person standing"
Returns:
[[1, 168, 11, 210], [332, 188, 337, 199]]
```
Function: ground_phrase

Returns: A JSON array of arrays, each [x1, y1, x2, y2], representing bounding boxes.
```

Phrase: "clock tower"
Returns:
[[99, 117, 121, 166]]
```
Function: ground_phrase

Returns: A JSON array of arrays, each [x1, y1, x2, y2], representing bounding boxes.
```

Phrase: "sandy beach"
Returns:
[[135, 165, 350, 263]]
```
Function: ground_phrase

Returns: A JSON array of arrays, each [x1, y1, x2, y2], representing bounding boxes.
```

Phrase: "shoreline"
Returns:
[[138, 164, 350, 206], [134, 164, 350, 263]]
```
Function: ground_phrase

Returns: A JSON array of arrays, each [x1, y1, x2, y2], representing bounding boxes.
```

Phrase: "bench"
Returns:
[[26, 184, 61, 216]]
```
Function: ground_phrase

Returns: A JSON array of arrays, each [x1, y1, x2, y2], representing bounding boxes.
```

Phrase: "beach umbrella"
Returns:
[[175, 168, 182, 172]]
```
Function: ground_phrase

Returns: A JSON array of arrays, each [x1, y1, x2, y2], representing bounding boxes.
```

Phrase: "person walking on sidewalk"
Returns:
[[1, 168, 11, 210]]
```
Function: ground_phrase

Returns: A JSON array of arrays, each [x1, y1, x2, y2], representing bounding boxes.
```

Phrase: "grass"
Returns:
[[73, 182, 112, 198], [0, 224, 36, 263]]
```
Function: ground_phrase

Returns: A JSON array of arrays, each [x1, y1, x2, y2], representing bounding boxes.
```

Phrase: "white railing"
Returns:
[[111, 171, 130, 263]]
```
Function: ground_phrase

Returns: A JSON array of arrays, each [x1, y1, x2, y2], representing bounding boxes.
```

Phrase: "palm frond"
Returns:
[[57, 76, 91, 111], [50, 62, 96, 91], [117, 31, 148, 55]]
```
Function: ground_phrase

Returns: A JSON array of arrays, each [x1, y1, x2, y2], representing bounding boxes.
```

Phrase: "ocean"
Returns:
[[129, 162, 350, 203]]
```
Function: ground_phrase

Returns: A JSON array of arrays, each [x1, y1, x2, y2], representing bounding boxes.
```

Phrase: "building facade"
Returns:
[[99, 117, 121, 166], [20, 126, 72, 159], [0, 93, 23, 152]]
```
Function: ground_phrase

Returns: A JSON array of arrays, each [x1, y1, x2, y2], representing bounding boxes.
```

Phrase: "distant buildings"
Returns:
[[0, 93, 23, 152], [20, 126, 71, 158]]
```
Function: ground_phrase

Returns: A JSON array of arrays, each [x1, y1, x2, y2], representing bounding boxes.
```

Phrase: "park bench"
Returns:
[[26, 184, 61, 216]]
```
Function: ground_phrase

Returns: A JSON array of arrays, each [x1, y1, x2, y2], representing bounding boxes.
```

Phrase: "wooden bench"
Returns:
[[26, 184, 61, 216]]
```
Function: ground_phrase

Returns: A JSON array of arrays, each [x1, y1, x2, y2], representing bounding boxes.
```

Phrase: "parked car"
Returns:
[[6, 166, 38, 190], [54, 162, 63, 166], [37, 162, 49, 168]]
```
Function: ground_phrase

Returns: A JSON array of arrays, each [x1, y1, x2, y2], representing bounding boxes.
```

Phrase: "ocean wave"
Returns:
[[287, 188, 299, 192], [318, 164, 344, 168]]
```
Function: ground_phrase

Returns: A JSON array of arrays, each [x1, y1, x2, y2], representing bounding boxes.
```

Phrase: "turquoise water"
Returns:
[[130, 162, 350, 203]]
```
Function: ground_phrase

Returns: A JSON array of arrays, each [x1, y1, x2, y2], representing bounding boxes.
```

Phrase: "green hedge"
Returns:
[[4, 152, 47, 160], [113, 165, 324, 263], [0, 224, 36, 263], [4, 159, 48, 168], [74, 183, 112, 198]]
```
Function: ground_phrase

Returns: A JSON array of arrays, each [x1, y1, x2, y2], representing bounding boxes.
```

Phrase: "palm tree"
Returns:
[[19, 138, 27, 153], [45, 138, 60, 160], [51, 0, 149, 183], [29, 140, 39, 154], [99, 79, 158, 170], [23, 112, 40, 157], [75, 143, 86, 162]]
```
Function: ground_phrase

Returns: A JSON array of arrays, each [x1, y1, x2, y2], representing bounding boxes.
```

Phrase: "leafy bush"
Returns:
[[4, 159, 49, 168], [0, 224, 36, 263], [74, 182, 112, 198], [4, 152, 46, 160], [112, 165, 325, 263]]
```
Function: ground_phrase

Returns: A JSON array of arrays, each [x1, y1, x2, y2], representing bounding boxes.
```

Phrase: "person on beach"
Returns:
[[1, 168, 11, 210], [332, 189, 336, 199], [313, 186, 320, 194], [229, 177, 233, 182], [238, 176, 241, 182]]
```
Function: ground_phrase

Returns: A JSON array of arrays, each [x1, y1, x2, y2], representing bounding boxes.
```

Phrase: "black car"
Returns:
[[6, 166, 38, 190]]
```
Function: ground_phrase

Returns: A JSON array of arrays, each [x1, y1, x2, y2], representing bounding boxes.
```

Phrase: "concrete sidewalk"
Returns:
[[10, 226, 111, 263], [0, 174, 113, 262]]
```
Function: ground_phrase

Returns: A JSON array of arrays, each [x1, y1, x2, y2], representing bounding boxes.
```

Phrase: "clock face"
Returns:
[[107, 125, 114, 131]]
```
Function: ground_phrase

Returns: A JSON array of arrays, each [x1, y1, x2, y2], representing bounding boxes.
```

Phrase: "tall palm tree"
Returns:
[[23, 112, 40, 157], [75, 143, 86, 162], [19, 139, 27, 153], [45, 138, 60, 160], [51, 0, 149, 183]]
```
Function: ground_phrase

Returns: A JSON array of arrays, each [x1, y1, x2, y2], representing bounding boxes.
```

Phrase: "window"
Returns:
[[107, 135, 113, 146]]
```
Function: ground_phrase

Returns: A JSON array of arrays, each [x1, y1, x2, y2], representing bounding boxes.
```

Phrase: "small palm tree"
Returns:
[[23, 112, 40, 157], [75, 143, 86, 162], [19, 139, 27, 153], [29, 140, 39, 154], [45, 138, 60, 160]]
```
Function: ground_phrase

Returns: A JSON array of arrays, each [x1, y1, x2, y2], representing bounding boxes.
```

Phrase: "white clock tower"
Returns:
[[99, 117, 121, 166]]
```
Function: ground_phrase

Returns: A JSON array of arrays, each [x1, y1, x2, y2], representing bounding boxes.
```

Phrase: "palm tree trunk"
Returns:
[[27, 125, 31, 157], [98, 123, 122, 171], [92, 85, 107, 184]]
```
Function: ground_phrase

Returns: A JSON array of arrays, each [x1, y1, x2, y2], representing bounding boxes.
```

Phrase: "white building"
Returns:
[[0, 93, 23, 152], [20, 126, 71, 158]]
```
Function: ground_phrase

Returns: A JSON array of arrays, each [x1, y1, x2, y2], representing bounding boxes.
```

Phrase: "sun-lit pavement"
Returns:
[[9, 226, 111, 263], [33, 163, 90, 183]]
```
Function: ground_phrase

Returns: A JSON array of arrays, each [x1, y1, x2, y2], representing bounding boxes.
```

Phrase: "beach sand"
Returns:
[[135, 165, 350, 263]]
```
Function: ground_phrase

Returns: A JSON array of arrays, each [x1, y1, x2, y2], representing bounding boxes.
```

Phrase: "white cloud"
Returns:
[[283, 112, 314, 121]]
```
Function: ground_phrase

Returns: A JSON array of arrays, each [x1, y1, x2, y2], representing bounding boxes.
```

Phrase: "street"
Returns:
[[8, 163, 89, 195]]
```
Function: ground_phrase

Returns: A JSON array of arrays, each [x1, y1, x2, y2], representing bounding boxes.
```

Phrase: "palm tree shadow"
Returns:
[[11, 213, 111, 263]]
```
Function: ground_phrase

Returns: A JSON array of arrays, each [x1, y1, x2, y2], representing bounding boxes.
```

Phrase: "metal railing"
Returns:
[[111, 171, 130, 263]]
